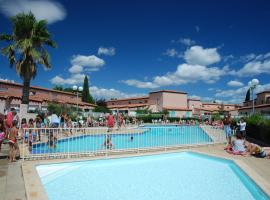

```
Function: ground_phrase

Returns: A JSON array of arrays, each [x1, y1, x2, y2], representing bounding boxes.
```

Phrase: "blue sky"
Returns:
[[0, 0, 270, 103]]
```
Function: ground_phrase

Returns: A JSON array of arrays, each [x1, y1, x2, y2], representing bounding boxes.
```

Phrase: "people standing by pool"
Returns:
[[237, 118, 246, 138], [0, 119, 6, 151], [107, 113, 115, 132], [103, 134, 113, 149], [118, 113, 124, 129], [35, 115, 42, 141], [21, 118, 28, 142], [223, 114, 232, 149], [8, 120, 18, 162], [43, 112, 50, 128], [5, 108, 16, 136], [50, 112, 60, 128]]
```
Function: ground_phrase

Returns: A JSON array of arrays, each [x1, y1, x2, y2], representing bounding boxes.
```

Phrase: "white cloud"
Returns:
[[0, 0, 66, 24], [122, 80, 159, 89], [227, 80, 244, 87], [0, 77, 14, 83], [71, 55, 105, 69], [163, 48, 179, 57], [51, 53, 106, 86], [90, 86, 145, 100], [184, 46, 221, 66], [50, 74, 86, 85], [179, 38, 196, 46], [236, 59, 270, 77], [97, 47, 116, 56], [68, 65, 83, 74], [123, 64, 229, 89], [215, 82, 270, 103]]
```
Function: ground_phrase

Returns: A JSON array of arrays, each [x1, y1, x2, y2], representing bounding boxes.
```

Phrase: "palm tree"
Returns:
[[0, 12, 56, 104]]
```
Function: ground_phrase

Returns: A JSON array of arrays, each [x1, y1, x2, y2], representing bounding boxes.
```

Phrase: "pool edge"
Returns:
[[22, 147, 270, 200]]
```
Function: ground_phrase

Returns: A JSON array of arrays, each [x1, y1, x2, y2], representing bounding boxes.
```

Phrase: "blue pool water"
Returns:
[[32, 126, 212, 154], [36, 152, 270, 200]]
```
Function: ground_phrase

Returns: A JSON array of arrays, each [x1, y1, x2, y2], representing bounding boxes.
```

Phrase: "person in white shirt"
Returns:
[[237, 117, 246, 138]]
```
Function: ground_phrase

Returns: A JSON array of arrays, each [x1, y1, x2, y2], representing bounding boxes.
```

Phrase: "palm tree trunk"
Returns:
[[22, 79, 30, 104]]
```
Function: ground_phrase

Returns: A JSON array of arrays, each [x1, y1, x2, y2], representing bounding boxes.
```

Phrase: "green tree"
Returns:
[[53, 85, 63, 91], [0, 12, 56, 104], [93, 98, 111, 113], [245, 88, 251, 102], [82, 75, 94, 104]]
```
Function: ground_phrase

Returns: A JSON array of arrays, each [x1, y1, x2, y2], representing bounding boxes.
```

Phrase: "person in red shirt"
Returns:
[[107, 113, 115, 132]]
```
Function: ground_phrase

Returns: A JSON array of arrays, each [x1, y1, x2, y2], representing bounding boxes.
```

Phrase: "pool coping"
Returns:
[[22, 146, 270, 200]]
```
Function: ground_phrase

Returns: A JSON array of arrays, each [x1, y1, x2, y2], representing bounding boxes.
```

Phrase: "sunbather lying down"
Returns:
[[225, 133, 270, 158], [246, 142, 270, 158]]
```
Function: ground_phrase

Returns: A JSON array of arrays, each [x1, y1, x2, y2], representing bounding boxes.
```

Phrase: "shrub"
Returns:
[[245, 114, 270, 145]]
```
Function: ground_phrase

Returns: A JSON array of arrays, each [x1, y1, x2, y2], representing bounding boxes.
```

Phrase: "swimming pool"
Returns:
[[32, 126, 212, 154], [36, 152, 270, 200]]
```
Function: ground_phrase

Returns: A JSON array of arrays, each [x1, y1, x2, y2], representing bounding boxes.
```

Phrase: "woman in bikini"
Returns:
[[8, 120, 18, 162]]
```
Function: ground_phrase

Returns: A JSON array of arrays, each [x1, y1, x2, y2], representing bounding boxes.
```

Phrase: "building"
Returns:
[[106, 90, 240, 118], [0, 80, 96, 115], [239, 91, 270, 115]]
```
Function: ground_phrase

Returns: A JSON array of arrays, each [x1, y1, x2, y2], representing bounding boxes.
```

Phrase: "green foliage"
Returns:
[[0, 12, 56, 104], [93, 98, 110, 113], [47, 103, 81, 121], [136, 107, 152, 114], [245, 88, 251, 102], [245, 114, 266, 126], [244, 114, 270, 145], [82, 76, 94, 104], [212, 113, 221, 121], [53, 85, 63, 91], [93, 106, 111, 113]]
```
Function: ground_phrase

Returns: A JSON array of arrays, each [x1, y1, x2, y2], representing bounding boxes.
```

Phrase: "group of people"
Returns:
[[223, 114, 270, 158], [0, 108, 20, 162]]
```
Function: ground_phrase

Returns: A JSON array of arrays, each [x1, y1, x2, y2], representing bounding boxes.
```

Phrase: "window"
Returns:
[[30, 90, 36, 95], [112, 103, 114, 105], [129, 101, 131, 104], [139, 101, 142, 104], [261, 100, 264, 104], [144, 100, 148, 103]]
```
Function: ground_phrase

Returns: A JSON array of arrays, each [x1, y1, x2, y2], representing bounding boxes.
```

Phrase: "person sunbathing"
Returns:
[[246, 142, 270, 158], [226, 133, 246, 155]]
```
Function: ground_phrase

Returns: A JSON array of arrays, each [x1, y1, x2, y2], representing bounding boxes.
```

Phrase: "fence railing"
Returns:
[[19, 125, 226, 160]]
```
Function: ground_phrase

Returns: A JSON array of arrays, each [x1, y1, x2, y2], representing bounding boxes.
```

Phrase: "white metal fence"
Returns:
[[19, 125, 226, 160]]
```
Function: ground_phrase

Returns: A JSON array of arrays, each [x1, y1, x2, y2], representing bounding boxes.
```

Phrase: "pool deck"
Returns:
[[1, 144, 270, 200]]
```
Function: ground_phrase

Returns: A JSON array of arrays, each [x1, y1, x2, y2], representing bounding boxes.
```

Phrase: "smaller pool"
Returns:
[[32, 126, 212, 154], [36, 152, 270, 200]]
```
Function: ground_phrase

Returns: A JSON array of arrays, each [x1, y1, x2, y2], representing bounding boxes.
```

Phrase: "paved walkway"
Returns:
[[0, 143, 26, 200]]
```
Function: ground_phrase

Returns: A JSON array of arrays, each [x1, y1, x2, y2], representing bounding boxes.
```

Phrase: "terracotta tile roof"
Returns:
[[163, 106, 192, 111], [149, 90, 187, 94], [238, 104, 270, 110], [0, 81, 96, 107], [0, 80, 76, 96], [256, 91, 270, 95]]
